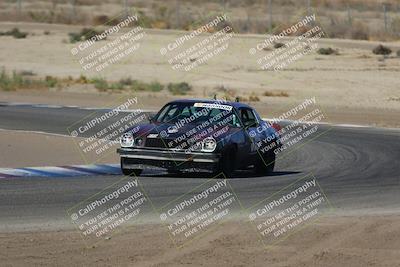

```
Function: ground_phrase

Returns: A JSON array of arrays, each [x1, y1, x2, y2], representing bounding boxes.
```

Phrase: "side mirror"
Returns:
[[148, 114, 156, 123]]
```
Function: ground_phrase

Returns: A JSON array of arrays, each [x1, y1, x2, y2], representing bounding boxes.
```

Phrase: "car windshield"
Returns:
[[154, 102, 241, 127]]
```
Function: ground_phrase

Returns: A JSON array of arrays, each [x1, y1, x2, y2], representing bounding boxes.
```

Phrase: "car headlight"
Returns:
[[120, 132, 134, 147], [202, 137, 217, 152], [135, 137, 144, 147]]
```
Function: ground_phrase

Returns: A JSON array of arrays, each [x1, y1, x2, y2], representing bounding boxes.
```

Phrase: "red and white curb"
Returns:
[[0, 164, 121, 179]]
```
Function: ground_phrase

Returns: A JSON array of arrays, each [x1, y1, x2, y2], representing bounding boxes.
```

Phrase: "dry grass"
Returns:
[[249, 94, 260, 102], [0, 0, 399, 41], [263, 91, 289, 97], [0, 69, 58, 91], [0, 70, 189, 95]]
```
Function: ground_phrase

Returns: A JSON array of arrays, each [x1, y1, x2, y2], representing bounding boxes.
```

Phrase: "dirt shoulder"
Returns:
[[1, 215, 399, 267], [0, 129, 117, 168], [0, 22, 399, 128]]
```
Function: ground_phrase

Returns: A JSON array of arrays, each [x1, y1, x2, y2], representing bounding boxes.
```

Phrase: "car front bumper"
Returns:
[[117, 148, 220, 172]]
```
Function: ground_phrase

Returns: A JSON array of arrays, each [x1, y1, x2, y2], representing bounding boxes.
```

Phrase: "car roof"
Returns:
[[166, 98, 253, 109]]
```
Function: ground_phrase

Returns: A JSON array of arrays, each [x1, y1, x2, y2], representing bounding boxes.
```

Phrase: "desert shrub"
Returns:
[[167, 82, 191, 95], [0, 70, 13, 91], [119, 77, 134, 86], [0, 69, 57, 91], [68, 28, 104, 43], [45, 76, 58, 88], [249, 95, 260, 102], [0, 71, 24, 91], [234, 96, 248, 102], [274, 42, 285, 49], [263, 91, 289, 97], [130, 80, 147, 91], [214, 85, 236, 100], [0, 28, 28, 39], [82, 27, 104, 39], [212, 16, 235, 33], [92, 77, 108, 91], [109, 82, 124, 90], [317, 47, 338, 55], [136, 10, 153, 28], [129, 80, 164, 92], [76, 74, 89, 84], [372, 45, 392, 55], [92, 78, 163, 92], [388, 96, 400, 101], [19, 70, 36, 76], [68, 32, 82, 43], [148, 81, 164, 92]]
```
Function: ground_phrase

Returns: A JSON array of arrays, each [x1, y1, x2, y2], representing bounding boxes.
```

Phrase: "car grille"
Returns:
[[145, 138, 202, 151], [145, 138, 172, 149]]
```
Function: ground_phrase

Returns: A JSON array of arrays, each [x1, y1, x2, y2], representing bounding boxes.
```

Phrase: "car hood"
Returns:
[[126, 122, 241, 140]]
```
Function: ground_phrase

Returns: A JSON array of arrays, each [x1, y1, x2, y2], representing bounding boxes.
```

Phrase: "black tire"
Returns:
[[122, 168, 142, 176], [120, 158, 142, 176], [218, 147, 236, 178], [255, 152, 275, 175], [167, 169, 182, 175]]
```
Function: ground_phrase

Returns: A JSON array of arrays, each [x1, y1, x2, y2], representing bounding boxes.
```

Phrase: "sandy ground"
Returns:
[[0, 22, 399, 127], [0, 130, 399, 267], [0, 130, 118, 168], [1, 215, 399, 267], [1, 22, 400, 266]]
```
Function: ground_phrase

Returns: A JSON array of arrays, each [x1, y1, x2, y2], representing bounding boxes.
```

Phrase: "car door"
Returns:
[[237, 107, 261, 165]]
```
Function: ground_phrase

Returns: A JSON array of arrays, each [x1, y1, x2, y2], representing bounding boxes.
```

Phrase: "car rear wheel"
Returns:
[[255, 152, 275, 175], [121, 158, 142, 176]]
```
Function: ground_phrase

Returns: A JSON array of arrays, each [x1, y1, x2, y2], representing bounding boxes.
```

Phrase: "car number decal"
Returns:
[[193, 103, 233, 111]]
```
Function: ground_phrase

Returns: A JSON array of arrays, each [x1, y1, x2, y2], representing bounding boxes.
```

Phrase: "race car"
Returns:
[[117, 99, 281, 177]]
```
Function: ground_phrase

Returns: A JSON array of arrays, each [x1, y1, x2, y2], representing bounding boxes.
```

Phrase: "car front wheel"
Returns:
[[255, 152, 275, 175], [218, 147, 236, 178], [120, 158, 142, 176]]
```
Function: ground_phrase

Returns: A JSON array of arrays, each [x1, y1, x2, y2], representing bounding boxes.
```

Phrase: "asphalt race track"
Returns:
[[0, 103, 399, 231]]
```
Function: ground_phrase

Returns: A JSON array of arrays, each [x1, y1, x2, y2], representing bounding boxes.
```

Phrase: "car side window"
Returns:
[[239, 108, 258, 127]]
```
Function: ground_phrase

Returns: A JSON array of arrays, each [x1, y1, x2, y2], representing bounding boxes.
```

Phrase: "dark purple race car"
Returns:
[[117, 99, 281, 177]]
